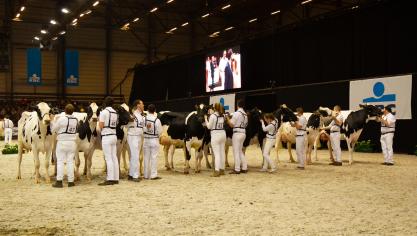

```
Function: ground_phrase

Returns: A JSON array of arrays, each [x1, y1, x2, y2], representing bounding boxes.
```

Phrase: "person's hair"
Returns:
[[384, 106, 392, 113], [263, 113, 275, 121], [214, 103, 224, 115], [132, 99, 143, 109], [148, 104, 156, 113], [237, 99, 245, 109], [296, 107, 304, 113], [334, 105, 341, 111], [65, 104, 74, 115], [103, 96, 114, 107]]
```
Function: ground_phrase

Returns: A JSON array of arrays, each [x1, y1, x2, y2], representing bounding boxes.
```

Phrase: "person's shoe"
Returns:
[[240, 169, 248, 174], [128, 175, 133, 180], [219, 169, 225, 175], [330, 162, 342, 166], [259, 168, 268, 172], [297, 166, 305, 170], [381, 162, 388, 165], [129, 178, 141, 182], [211, 171, 220, 177], [269, 168, 277, 173], [229, 170, 240, 174], [386, 163, 394, 166], [150, 176, 162, 180], [111, 180, 119, 184], [98, 181, 113, 186], [52, 181, 63, 188], [68, 182, 75, 187]]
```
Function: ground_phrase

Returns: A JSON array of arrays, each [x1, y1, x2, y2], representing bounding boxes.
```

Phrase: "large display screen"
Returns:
[[205, 46, 241, 92]]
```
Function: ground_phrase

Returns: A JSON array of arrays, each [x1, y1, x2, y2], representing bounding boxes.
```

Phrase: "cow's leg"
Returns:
[[313, 135, 320, 161], [194, 149, 200, 173], [86, 150, 93, 181], [74, 151, 81, 181], [169, 145, 175, 170], [224, 144, 230, 168], [33, 149, 41, 184], [196, 150, 203, 173], [203, 144, 212, 169], [17, 144, 23, 179], [328, 141, 335, 162], [122, 146, 129, 173], [163, 145, 170, 170], [83, 151, 88, 175], [288, 142, 296, 163], [306, 143, 313, 165], [44, 149, 51, 183], [347, 138, 354, 165], [274, 137, 280, 164]]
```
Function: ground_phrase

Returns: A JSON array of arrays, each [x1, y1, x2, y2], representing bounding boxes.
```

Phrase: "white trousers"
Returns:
[[56, 140, 76, 182], [4, 128, 12, 144], [296, 135, 306, 167], [381, 133, 394, 164], [102, 135, 119, 181], [211, 132, 226, 171], [262, 138, 276, 169], [128, 135, 143, 178], [232, 132, 247, 171], [143, 138, 159, 179], [330, 132, 342, 163]]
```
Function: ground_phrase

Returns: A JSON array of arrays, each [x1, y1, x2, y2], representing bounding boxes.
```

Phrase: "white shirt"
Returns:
[[231, 108, 247, 133], [296, 115, 307, 136], [144, 113, 162, 138], [381, 113, 396, 134], [3, 118, 14, 129], [99, 107, 118, 136], [262, 119, 278, 139], [207, 112, 225, 133], [128, 110, 144, 136], [330, 113, 343, 132], [51, 115, 78, 141]]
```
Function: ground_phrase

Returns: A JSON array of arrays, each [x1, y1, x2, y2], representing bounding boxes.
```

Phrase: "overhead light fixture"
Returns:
[[225, 26, 234, 31], [93, 1, 100, 7], [169, 27, 177, 32], [181, 22, 189, 27], [71, 21, 78, 26], [202, 13, 210, 18], [40, 29, 48, 34], [249, 18, 257, 23], [209, 31, 220, 38], [20, 6, 25, 12], [85, 10, 92, 15], [121, 23, 130, 30], [72, 18, 78, 23], [12, 17, 22, 21], [271, 10, 281, 15], [15, 13, 21, 18], [59, 30, 66, 35], [133, 18, 139, 22], [79, 13, 85, 17], [34, 36, 40, 41], [222, 4, 231, 10], [351, 5, 359, 9], [150, 7, 158, 13], [167, 0, 174, 3], [61, 8, 70, 14], [52, 37, 58, 40], [166, 31, 173, 34], [50, 19, 57, 25], [301, 0, 313, 5]]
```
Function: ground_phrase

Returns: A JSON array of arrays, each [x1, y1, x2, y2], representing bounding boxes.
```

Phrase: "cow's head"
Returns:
[[36, 102, 51, 125], [275, 104, 297, 123], [114, 104, 130, 126], [87, 102, 100, 122], [359, 104, 383, 117], [195, 104, 212, 123], [318, 106, 333, 117]]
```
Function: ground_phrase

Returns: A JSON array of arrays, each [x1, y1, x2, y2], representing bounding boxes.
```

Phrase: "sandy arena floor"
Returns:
[[0, 142, 417, 235]]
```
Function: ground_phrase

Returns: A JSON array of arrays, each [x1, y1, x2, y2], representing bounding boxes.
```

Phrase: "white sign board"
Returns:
[[209, 93, 235, 113], [349, 74, 412, 119]]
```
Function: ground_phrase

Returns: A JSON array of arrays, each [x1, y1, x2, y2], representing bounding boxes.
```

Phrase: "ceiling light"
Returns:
[[52, 37, 58, 40], [271, 10, 281, 15], [20, 6, 25, 12], [71, 22, 78, 26], [202, 13, 210, 18], [12, 17, 22, 21], [249, 18, 257, 23], [40, 30, 48, 34], [351, 5, 359, 9], [121, 23, 130, 30], [61, 8, 70, 14], [85, 10, 92, 15], [93, 1, 100, 7], [150, 7, 158, 13], [133, 18, 139, 22], [167, 0, 174, 3], [222, 4, 231, 10], [225, 26, 234, 31], [169, 27, 177, 32], [34, 36, 40, 41], [72, 18, 78, 23], [181, 22, 189, 27], [79, 13, 85, 17], [301, 0, 313, 5], [15, 13, 20, 18], [59, 31, 66, 35], [50, 19, 57, 25]]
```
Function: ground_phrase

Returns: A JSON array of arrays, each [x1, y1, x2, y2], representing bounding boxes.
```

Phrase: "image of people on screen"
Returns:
[[206, 47, 241, 92]]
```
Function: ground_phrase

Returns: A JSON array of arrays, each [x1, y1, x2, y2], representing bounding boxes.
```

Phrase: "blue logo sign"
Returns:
[[362, 82, 396, 103], [219, 97, 229, 111]]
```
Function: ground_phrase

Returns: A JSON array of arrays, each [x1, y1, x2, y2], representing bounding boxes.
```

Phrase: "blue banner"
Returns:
[[65, 50, 79, 86], [27, 48, 42, 85]]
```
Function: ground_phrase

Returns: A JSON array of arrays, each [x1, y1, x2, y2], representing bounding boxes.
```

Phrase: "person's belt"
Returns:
[[381, 131, 395, 135], [144, 136, 158, 139], [101, 133, 116, 137], [296, 134, 305, 137]]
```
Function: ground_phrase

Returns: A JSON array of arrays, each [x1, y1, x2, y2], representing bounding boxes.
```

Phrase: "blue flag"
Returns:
[[27, 48, 42, 85], [65, 50, 79, 86]]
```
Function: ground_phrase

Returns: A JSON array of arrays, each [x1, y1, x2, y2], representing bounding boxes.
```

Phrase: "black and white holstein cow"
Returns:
[[17, 102, 53, 183], [273, 105, 299, 163], [319, 104, 383, 164], [304, 111, 333, 164]]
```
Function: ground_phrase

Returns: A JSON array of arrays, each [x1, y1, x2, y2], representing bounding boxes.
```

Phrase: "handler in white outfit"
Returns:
[[260, 113, 277, 173], [206, 103, 227, 177], [291, 107, 307, 170], [98, 97, 120, 186], [51, 104, 78, 188], [127, 99, 145, 182], [226, 99, 248, 174], [322, 105, 343, 166], [379, 106, 396, 165], [1, 116, 14, 144], [143, 104, 162, 180]]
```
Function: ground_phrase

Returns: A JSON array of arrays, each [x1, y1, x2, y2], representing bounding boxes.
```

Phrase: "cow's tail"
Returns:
[[184, 139, 191, 161]]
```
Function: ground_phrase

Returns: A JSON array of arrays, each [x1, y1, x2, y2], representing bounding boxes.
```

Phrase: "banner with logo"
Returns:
[[209, 93, 235, 114], [349, 74, 412, 119], [27, 48, 42, 85], [65, 50, 79, 86]]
